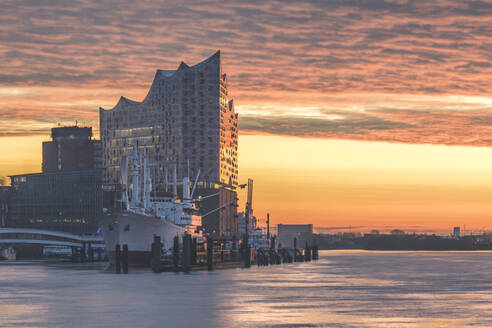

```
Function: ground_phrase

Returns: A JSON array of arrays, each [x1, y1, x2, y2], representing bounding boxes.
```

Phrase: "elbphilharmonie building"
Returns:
[[99, 51, 239, 236], [100, 51, 238, 188]]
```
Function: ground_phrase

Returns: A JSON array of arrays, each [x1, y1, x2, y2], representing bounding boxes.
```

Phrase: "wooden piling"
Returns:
[[151, 235, 161, 273], [207, 237, 214, 270], [115, 244, 121, 274], [192, 237, 197, 265], [245, 246, 251, 268], [294, 237, 297, 262], [182, 234, 191, 272], [312, 245, 319, 260], [305, 245, 311, 262], [231, 236, 237, 261], [173, 235, 180, 270], [122, 244, 129, 273]]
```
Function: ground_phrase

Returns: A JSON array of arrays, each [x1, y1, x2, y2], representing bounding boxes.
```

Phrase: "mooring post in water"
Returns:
[[293, 237, 297, 262], [71, 246, 77, 262], [192, 237, 197, 265], [207, 237, 214, 270], [188, 235, 193, 268], [313, 245, 319, 260], [243, 234, 248, 259], [305, 242, 311, 262], [182, 234, 190, 272], [245, 245, 251, 268], [88, 242, 94, 263], [122, 244, 129, 274], [115, 244, 121, 274], [151, 235, 161, 273], [232, 235, 237, 261], [173, 235, 180, 270]]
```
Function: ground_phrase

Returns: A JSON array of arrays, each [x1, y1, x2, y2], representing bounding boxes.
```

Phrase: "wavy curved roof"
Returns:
[[100, 50, 221, 112]]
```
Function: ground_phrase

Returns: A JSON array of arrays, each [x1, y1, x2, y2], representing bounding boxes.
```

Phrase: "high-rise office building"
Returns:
[[99, 51, 239, 236], [42, 126, 102, 172]]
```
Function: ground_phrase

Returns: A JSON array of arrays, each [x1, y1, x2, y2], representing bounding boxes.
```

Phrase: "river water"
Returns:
[[1, 250, 492, 327]]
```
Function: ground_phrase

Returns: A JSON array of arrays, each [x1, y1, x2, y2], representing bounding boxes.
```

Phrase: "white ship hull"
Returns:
[[102, 211, 186, 267]]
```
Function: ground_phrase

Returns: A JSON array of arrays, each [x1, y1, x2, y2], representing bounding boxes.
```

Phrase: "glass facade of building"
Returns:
[[8, 170, 103, 234]]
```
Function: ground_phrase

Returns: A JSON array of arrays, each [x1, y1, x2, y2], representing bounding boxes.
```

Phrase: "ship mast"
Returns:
[[130, 142, 139, 209], [120, 156, 129, 210], [173, 163, 177, 196], [143, 148, 152, 210]]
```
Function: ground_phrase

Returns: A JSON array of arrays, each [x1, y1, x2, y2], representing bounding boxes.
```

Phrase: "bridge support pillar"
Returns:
[[81, 242, 86, 263], [71, 246, 78, 262]]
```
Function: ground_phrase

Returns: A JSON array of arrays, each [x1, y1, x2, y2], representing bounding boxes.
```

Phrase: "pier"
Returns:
[[140, 235, 319, 274]]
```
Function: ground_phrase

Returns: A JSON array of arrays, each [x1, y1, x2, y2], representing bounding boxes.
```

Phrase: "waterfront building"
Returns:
[[453, 226, 461, 238], [277, 224, 314, 248], [197, 187, 238, 237], [8, 170, 102, 234], [99, 51, 238, 236], [42, 126, 102, 172]]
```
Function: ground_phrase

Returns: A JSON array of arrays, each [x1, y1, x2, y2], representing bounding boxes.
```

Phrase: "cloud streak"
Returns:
[[240, 107, 492, 146], [0, 0, 490, 145]]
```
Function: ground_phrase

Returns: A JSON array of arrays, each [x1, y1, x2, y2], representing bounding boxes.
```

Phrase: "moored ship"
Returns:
[[102, 144, 202, 266]]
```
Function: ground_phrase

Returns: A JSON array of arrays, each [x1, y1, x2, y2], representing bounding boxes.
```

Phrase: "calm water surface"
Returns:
[[1, 250, 492, 327]]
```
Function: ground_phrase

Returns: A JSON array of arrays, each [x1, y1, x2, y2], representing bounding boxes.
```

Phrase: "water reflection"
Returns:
[[1, 251, 492, 327]]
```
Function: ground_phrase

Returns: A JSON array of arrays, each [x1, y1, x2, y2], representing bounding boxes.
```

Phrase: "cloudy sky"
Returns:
[[1, 0, 491, 232]]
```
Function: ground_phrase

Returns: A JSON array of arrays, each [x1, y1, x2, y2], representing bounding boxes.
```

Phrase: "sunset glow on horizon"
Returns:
[[1, 0, 491, 233]]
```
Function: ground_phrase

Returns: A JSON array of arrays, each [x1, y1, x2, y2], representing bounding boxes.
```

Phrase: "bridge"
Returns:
[[0, 228, 105, 248]]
